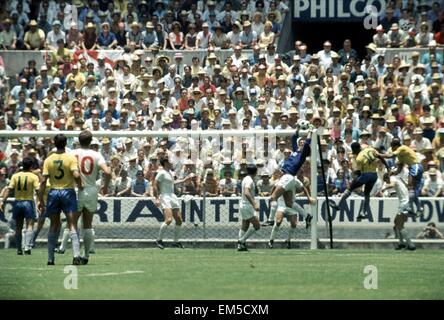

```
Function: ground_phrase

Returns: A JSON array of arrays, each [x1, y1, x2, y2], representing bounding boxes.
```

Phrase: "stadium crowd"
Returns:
[[1, 0, 444, 201]]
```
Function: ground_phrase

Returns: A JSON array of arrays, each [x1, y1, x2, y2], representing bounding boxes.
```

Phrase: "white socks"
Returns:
[[24, 229, 34, 251], [270, 224, 280, 241], [400, 229, 413, 247], [269, 201, 278, 222], [158, 222, 168, 241], [60, 228, 70, 250], [239, 228, 256, 243], [70, 230, 81, 258]]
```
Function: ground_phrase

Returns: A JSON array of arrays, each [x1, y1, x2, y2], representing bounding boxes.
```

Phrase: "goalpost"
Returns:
[[310, 129, 334, 250], [0, 128, 323, 248], [310, 129, 318, 249]]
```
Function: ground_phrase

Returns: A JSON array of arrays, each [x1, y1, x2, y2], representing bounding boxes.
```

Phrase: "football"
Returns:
[[297, 119, 310, 130]]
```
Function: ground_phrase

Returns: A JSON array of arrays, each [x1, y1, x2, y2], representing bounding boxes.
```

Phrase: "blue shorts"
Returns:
[[350, 172, 378, 196], [356, 172, 378, 185], [409, 164, 423, 181], [409, 164, 424, 196], [46, 189, 78, 215], [12, 200, 36, 220]]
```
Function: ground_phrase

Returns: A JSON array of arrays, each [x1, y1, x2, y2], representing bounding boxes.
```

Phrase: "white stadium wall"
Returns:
[[1, 197, 443, 241]]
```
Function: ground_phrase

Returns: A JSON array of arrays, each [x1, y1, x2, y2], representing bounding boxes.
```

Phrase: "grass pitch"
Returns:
[[0, 247, 443, 300]]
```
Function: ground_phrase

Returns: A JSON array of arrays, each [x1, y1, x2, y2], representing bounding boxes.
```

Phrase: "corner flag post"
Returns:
[[310, 129, 318, 250]]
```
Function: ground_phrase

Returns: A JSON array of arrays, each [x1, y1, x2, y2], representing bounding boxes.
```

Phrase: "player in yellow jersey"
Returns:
[[380, 138, 424, 216], [330, 142, 389, 220], [0, 158, 40, 255], [38, 134, 85, 266]]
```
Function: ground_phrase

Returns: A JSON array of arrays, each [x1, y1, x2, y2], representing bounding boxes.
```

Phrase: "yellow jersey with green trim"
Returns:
[[9, 171, 40, 201], [355, 147, 379, 173], [43, 153, 79, 189], [392, 145, 419, 166]]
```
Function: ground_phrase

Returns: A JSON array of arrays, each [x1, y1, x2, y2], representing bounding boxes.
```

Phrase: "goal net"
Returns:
[[1, 130, 439, 247], [0, 129, 319, 246]]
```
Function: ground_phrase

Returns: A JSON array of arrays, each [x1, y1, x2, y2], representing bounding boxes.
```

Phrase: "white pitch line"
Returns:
[[87, 270, 145, 277], [0, 267, 49, 271]]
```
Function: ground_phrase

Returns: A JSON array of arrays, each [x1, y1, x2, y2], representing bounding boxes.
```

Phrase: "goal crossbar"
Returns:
[[0, 129, 296, 138]]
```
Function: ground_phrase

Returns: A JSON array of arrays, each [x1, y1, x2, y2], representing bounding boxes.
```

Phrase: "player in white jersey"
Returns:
[[382, 173, 416, 251], [237, 165, 261, 251], [268, 173, 315, 249], [153, 157, 193, 249], [67, 130, 111, 263]]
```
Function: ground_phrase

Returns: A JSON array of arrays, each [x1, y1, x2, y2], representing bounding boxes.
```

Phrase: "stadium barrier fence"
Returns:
[[0, 49, 253, 78], [2, 48, 443, 78], [1, 196, 443, 242]]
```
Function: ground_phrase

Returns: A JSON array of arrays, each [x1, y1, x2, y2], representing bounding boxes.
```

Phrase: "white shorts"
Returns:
[[239, 204, 257, 220], [398, 200, 411, 214], [160, 193, 181, 210], [277, 198, 304, 216], [77, 186, 98, 213], [276, 174, 296, 192]]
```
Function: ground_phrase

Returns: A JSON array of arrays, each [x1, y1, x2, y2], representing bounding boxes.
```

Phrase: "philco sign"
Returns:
[[293, 0, 387, 21]]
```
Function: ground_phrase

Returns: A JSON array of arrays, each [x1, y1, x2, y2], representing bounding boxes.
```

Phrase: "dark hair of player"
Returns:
[[351, 142, 361, 155], [54, 134, 67, 150], [159, 157, 170, 167], [391, 139, 401, 149], [79, 130, 93, 147], [21, 157, 33, 171], [246, 165, 257, 176]]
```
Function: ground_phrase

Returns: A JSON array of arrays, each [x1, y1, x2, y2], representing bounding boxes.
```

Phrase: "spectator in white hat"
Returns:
[[421, 40, 444, 65], [24, 20, 45, 50], [373, 25, 389, 48], [227, 21, 241, 48], [171, 52, 186, 77], [239, 20, 257, 49], [46, 20, 65, 50], [412, 128, 432, 154], [202, 1, 219, 22], [317, 41, 338, 70], [66, 22, 83, 49], [196, 22, 212, 49]]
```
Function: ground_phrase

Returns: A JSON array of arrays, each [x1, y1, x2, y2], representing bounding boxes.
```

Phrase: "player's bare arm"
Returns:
[[73, 170, 83, 191], [37, 175, 48, 213], [0, 186, 11, 212], [373, 149, 391, 170], [173, 173, 194, 185], [153, 180, 160, 206], [394, 163, 405, 175], [306, 128, 313, 139], [381, 181, 395, 193], [377, 150, 394, 158], [100, 163, 112, 194], [303, 185, 315, 205]]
